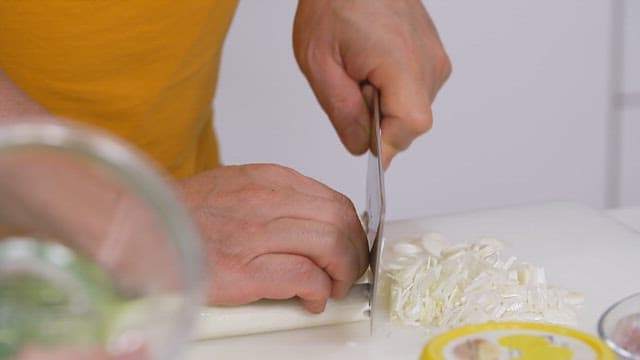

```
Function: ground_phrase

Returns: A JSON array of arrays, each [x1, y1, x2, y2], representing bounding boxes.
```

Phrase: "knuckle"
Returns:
[[293, 257, 316, 280], [328, 193, 356, 221], [386, 25, 414, 53], [406, 108, 433, 135], [335, 191, 354, 208], [440, 53, 453, 80], [292, 259, 329, 298], [242, 183, 269, 199], [245, 164, 304, 190], [318, 224, 358, 277], [319, 223, 344, 254], [226, 182, 282, 208], [302, 40, 329, 77], [280, 165, 303, 179], [435, 47, 453, 80], [260, 163, 300, 180], [251, 163, 280, 176]]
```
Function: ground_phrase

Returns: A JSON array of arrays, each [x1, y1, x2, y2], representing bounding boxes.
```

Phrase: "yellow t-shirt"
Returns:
[[0, 0, 238, 179]]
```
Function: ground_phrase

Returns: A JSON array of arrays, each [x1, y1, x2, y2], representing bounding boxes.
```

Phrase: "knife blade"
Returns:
[[364, 86, 385, 335]]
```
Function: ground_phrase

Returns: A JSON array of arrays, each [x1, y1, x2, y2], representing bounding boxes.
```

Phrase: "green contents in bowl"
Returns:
[[0, 238, 127, 358]]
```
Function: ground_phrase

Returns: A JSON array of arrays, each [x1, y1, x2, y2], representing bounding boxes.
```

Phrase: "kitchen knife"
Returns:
[[364, 86, 386, 335]]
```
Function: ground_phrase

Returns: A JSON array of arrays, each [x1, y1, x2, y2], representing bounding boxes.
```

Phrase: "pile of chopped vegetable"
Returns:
[[386, 233, 583, 331]]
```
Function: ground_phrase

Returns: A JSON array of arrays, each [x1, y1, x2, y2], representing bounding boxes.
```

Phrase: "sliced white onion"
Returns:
[[392, 242, 424, 256], [386, 234, 583, 331]]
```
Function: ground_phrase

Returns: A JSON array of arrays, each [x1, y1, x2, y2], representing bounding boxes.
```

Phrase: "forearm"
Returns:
[[0, 152, 122, 255], [0, 70, 70, 240], [0, 69, 50, 123], [0, 152, 181, 291]]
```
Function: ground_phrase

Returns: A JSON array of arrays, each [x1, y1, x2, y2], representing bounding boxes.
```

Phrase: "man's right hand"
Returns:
[[178, 164, 369, 313]]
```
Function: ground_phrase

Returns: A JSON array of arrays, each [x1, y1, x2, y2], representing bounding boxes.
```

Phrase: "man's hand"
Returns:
[[178, 164, 368, 313], [293, 0, 451, 167]]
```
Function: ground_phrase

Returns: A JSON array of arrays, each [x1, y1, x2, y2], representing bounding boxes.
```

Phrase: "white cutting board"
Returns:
[[185, 202, 640, 360]]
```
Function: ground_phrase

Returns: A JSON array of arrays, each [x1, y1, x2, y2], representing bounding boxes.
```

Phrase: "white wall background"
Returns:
[[215, 0, 637, 221], [618, 0, 640, 206]]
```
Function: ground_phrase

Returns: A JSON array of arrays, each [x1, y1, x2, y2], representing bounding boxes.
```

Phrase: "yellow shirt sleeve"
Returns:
[[0, 0, 238, 179]]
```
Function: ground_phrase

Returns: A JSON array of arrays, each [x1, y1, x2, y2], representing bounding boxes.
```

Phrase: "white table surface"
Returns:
[[606, 206, 640, 232], [183, 203, 640, 359]]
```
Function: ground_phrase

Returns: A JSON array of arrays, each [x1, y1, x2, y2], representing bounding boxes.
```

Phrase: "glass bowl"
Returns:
[[0, 120, 204, 360], [598, 292, 640, 359]]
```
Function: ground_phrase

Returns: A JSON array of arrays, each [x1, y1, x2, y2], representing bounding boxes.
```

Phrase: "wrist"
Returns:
[[0, 69, 50, 123]]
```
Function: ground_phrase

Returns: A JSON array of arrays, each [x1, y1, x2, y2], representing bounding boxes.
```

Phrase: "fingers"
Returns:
[[246, 254, 334, 313], [302, 56, 371, 156], [266, 193, 369, 291], [263, 218, 368, 299], [369, 61, 434, 167], [227, 188, 367, 298]]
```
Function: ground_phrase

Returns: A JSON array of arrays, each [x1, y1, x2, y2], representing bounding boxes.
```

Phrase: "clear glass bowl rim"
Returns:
[[598, 291, 640, 360], [0, 120, 205, 360]]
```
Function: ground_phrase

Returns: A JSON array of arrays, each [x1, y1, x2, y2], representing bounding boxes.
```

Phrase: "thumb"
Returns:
[[303, 56, 371, 155]]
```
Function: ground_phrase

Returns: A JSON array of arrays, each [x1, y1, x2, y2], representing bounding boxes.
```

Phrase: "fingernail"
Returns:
[[306, 300, 326, 314]]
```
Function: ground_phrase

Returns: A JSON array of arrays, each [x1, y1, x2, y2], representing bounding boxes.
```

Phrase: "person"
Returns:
[[0, 0, 451, 314]]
